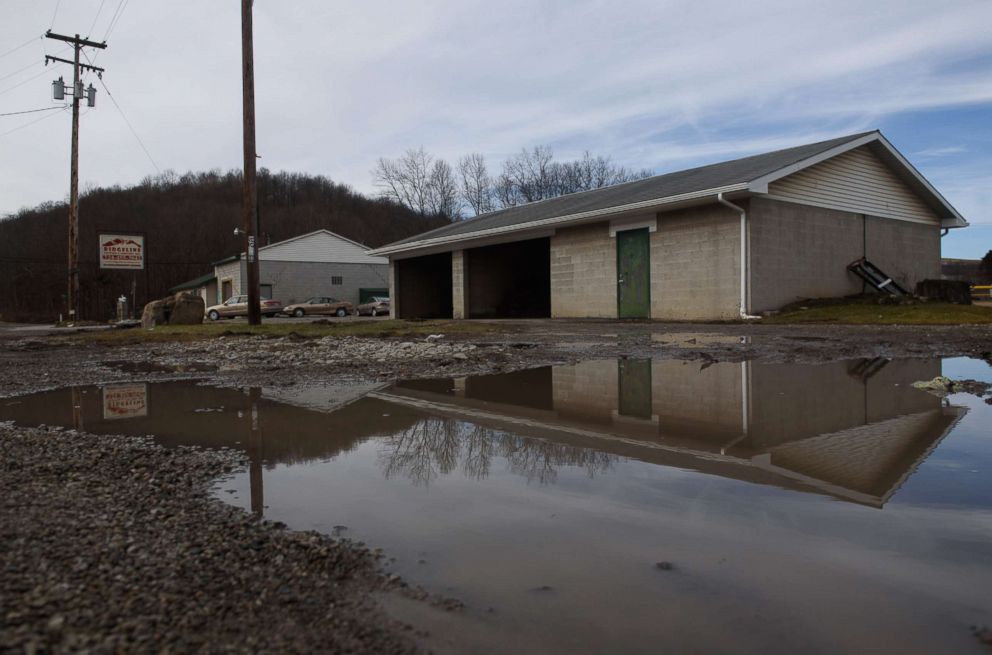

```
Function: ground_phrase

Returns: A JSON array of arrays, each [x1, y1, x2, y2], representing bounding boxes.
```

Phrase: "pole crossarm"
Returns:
[[45, 31, 107, 49], [46, 55, 104, 74]]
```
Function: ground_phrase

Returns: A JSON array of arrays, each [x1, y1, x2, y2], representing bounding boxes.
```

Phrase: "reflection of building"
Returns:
[[375, 359, 966, 507], [0, 358, 967, 508], [0, 382, 419, 465]]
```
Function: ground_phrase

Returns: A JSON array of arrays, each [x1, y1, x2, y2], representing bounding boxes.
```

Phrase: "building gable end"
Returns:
[[766, 146, 939, 225]]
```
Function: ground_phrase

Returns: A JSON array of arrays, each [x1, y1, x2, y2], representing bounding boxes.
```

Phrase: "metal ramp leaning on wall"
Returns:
[[847, 258, 909, 296]]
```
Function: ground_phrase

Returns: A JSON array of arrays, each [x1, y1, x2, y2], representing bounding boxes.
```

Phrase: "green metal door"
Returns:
[[618, 358, 652, 418], [617, 228, 650, 318]]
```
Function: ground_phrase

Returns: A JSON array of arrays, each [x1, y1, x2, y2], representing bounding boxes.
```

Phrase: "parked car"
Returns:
[[282, 296, 354, 318], [206, 295, 283, 320], [355, 296, 390, 317]]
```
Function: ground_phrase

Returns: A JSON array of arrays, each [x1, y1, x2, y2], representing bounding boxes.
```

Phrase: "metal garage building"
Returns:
[[175, 230, 388, 306], [368, 131, 968, 320]]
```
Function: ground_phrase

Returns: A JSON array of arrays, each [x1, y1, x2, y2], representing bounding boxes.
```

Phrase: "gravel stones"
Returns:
[[0, 424, 419, 654]]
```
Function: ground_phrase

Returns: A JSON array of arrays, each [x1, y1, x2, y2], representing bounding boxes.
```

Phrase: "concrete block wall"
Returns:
[[749, 196, 940, 312], [865, 216, 940, 293], [748, 359, 938, 451], [749, 197, 864, 312], [650, 204, 741, 320], [452, 250, 467, 319], [258, 261, 389, 306], [550, 223, 617, 318], [214, 260, 244, 302], [650, 360, 743, 440], [551, 359, 619, 420]]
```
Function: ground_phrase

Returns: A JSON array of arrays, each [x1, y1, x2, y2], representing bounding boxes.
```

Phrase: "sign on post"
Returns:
[[99, 234, 145, 269]]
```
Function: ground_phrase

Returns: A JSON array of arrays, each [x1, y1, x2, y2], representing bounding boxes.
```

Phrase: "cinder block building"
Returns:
[[174, 230, 389, 306], [368, 131, 968, 320]]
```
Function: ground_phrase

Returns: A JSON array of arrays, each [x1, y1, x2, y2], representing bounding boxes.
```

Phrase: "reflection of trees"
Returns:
[[378, 418, 617, 486], [378, 418, 461, 485]]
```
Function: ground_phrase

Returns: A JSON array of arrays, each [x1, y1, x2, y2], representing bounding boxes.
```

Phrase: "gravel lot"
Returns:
[[2, 318, 991, 651], [0, 424, 435, 654]]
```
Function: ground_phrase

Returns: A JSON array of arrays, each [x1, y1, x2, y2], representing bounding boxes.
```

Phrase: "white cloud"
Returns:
[[0, 0, 990, 221]]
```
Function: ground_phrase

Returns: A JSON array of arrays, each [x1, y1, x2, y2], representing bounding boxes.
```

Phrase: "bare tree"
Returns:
[[373, 148, 461, 220], [457, 153, 496, 216], [501, 146, 558, 203], [492, 147, 653, 208], [428, 158, 461, 220]]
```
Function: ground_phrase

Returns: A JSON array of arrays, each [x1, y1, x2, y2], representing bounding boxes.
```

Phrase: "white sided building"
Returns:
[[174, 230, 389, 306]]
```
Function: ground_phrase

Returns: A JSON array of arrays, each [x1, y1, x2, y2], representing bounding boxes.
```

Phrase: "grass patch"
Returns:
[[763, 301, 992, 325], [74, 319, 508, 344]]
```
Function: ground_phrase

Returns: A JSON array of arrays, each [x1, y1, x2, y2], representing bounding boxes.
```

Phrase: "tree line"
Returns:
[[373, 146, 654, 220], [0, 169, 446, 322]]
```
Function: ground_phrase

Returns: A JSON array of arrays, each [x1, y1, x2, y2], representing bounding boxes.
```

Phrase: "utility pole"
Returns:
[[46, 31, 106, 323], [241, 0, 261, 325]]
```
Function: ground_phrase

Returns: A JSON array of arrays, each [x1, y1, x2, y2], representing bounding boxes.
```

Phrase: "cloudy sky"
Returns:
[[1, 0, 990, 257]]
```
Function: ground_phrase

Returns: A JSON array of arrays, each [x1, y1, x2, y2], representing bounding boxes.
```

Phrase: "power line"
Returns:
[[0, 45, 71, 91], [86, 0, 108, 39], [50, 0, 61, 30], [0, 105, 66, 117], [0, 34, 42, 61], [0, 105, 67, 138], [82, 50, 160, 173], [0, 65, 60, 97], [0, 58, 44, 84], [102, 0, 128, 42]]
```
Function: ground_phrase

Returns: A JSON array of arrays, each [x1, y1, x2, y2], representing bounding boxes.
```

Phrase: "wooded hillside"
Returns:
[[0, 169, 447, 321]]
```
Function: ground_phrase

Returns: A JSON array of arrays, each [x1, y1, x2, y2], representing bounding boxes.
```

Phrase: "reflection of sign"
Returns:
[[99, 234, 145, 269], [103, 384, 148, 420]]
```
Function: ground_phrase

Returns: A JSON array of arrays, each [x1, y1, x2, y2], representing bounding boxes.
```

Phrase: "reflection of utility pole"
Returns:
[[70, 387, 84, 431], [46, 31, 107, 322], [240, 0, 261, 325], [246, 387, 264, 517]]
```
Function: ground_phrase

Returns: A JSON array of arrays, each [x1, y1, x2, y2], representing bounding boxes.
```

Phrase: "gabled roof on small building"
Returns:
[[213, 229, 388, 267], [369, 131, 967, 257], [169, 271, 217, 293]]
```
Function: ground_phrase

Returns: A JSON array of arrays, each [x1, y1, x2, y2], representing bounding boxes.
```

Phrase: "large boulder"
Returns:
[[169, 292, 205, 325], [141, 299, 168, 328], [140, 292, 205, 328]]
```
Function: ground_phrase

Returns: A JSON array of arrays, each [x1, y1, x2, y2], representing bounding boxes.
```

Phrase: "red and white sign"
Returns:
[[102, 384, 148, 420], [99, 234, 145, 270]]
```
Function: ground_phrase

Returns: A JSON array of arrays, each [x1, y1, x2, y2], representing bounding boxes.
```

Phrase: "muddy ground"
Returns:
[[2, 319, 991, 399], [2, 319, 991, 652]]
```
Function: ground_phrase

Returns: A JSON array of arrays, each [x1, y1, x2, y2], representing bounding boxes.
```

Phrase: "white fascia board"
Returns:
[[609, 216, 657, 237], [368, 183, 749, 257], [387, 229, 556, 260], [747, 132, 969, 228]]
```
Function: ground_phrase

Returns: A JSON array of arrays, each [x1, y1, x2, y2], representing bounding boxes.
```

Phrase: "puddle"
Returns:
[[2, 357, 991, 654], [102, 360, 218, 374]]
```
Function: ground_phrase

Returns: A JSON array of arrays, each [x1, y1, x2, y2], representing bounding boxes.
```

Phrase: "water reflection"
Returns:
[[2, 359, 984, 655], [376, 358, 964, 507], [378, 419, 617, 485], [0, 357, 965, 509]]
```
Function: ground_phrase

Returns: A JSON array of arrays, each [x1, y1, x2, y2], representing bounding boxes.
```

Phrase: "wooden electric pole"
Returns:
[[241, 0, 261, 325], [45, 31, 106, 322]]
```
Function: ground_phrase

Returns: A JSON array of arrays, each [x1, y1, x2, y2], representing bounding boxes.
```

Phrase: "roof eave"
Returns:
[[367, 183, 749, 257]]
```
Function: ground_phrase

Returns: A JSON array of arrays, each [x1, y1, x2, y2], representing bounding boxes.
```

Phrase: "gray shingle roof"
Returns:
[[381, 131, 876, 250]]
